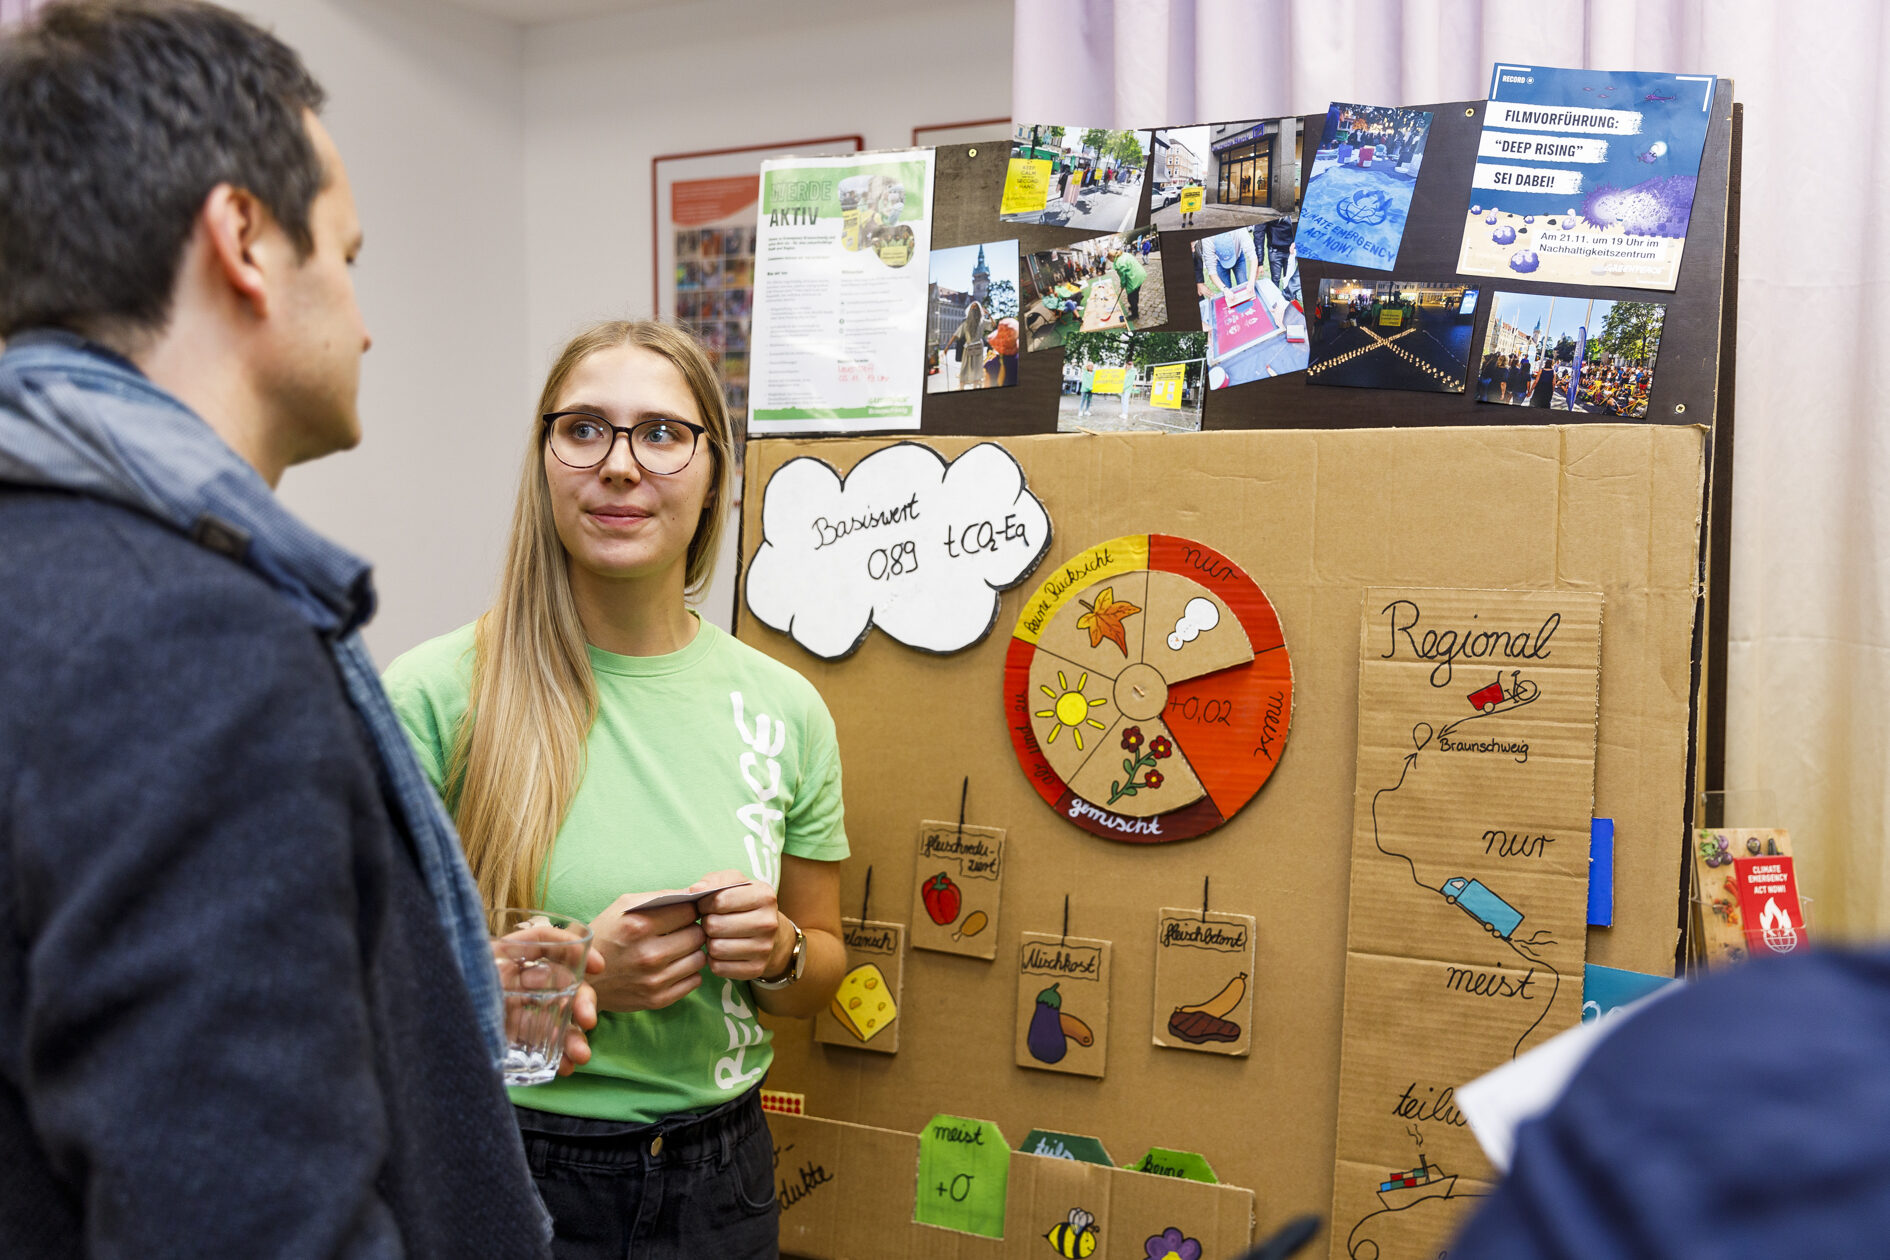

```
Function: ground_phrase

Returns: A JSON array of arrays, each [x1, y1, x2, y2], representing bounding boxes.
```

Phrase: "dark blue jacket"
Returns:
[[1453, 948, 1890, 1258], [0, 486, 550, 1256]]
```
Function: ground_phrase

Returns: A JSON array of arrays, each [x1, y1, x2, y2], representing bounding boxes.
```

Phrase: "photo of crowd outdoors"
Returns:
[[1306, 279, 1479, 394], [926, 241, 1022, 393], [1021, 225, 1166, 352], [1151, 118, 1303, 232], [1194, 217, 1307, 387], [1000, 123, 1151, 233], [674, 224, 759, 428], [1296, 102, 1434, 271], [1058, 330, 1208, 433], [1476, 291, 1666, 417]]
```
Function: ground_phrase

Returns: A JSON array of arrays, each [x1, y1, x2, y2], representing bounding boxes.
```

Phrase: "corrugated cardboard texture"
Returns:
[[743, 425, 1704, 1248], [1329, 589, 1603, 1258], [772, 1111, 1254, 1260]]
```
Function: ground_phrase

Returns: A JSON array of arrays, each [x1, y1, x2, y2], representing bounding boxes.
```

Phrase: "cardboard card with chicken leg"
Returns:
[[910, 818, 1006, 960], [814, 918, 904, 1054], [1016, 931, 1112, 1078], [1152, 907, 1257, 1057]]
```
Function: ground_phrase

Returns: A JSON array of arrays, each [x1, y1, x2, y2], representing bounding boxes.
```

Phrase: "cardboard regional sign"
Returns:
[[1329, 588, 1603, 1260]]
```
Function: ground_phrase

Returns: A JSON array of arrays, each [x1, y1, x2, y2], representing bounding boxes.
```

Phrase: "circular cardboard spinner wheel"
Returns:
[[1003, 534, 1293, 842]]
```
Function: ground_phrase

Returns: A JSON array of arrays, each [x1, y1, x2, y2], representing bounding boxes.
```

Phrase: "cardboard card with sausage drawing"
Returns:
[[814, 918, 905, 1055], [1152, 907, 1257, 1057], [1016, 932, 1111, 1078], [911, 820, 1006, 960]]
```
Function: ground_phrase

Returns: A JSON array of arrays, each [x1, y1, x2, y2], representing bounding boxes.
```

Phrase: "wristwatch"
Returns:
[[751, 917, 806, 990]]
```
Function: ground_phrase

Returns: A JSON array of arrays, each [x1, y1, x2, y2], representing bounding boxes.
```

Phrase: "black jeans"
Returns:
[[515, 1088, 779, 1259]]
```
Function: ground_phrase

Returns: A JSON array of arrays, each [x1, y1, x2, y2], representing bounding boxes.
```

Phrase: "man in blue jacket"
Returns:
[[0, 3, 572, 1254]]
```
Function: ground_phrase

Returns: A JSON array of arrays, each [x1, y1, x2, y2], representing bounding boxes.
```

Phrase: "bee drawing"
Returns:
[[1046, 1207, 1099, 1257]]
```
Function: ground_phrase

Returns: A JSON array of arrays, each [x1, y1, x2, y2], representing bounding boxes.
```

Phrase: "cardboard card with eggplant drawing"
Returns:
[[910, 820, 1006, 960], [1151, 907, 1257, 1056], [1015, 932, 1111, 1078]]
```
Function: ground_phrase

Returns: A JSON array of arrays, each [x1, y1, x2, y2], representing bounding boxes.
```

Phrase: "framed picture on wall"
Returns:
[[654, 135, 863, 451], [912, 118, 1011, 148]]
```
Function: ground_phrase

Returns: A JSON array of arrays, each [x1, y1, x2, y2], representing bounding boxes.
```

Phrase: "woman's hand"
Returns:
[[693, 869, 788, 981], [559, 947, 606, 1075], [586, 895, 709, 1012]]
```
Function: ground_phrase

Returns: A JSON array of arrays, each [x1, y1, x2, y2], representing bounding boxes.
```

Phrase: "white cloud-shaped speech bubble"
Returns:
[[745, 442, 1052, 660]]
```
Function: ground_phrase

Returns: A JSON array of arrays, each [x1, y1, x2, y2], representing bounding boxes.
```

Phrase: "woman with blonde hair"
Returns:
[[386, 320, 848, 1258]]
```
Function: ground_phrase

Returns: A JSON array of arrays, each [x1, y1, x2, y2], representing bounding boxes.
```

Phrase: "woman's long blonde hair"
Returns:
[[446, 319, 735, 912]]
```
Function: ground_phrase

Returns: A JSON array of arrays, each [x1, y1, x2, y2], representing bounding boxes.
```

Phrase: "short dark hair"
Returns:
[[0, 0, 327, 340]]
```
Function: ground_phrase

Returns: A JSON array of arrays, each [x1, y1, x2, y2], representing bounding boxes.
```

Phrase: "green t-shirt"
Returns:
[[384, 616, 849, 1122], [1113, 251, 1146, 294]]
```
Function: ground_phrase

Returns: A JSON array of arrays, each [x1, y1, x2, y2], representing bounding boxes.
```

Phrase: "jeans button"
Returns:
[[650, 1135, 664, 1157]]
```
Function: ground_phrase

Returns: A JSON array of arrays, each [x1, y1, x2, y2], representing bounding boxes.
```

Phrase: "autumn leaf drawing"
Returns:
[[1076, 586, 1141, 656]]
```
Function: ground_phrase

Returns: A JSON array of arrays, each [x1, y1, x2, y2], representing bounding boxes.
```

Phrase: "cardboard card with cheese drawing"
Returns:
[[1015, 931, 1112, 1078], [815, 918, 905, 1054], [1151, 906, 1257, 1056], [910, 818, 1006, 960]]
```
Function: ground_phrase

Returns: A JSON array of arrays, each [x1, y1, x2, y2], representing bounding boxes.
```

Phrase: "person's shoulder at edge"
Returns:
[[699, 617, 829, 715], [381, 619, 479, 791]]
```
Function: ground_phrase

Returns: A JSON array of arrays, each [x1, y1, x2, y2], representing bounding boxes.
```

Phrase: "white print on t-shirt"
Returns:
[[713, 690, 789, 1094]]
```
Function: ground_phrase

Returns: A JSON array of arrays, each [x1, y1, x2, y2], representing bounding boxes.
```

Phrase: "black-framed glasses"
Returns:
[[541, 411, 708, 475]]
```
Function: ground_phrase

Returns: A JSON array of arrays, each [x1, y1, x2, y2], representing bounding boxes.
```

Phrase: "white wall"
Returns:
[[236, 0, 530, 664], [521, 0, 1014, 628]]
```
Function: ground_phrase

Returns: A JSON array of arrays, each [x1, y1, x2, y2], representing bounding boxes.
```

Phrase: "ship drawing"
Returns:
[[1375, 1153, 1458, 1210]]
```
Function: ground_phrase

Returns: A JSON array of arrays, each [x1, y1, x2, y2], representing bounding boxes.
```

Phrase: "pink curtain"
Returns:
[[1015, 0, 1890, 942]]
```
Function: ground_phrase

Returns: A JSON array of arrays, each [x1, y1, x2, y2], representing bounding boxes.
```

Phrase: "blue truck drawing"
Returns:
[[1440, 877, 1523, 939]]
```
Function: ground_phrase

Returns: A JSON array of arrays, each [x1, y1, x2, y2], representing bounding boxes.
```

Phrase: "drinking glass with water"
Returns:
[[489, 909, 593, 1087]]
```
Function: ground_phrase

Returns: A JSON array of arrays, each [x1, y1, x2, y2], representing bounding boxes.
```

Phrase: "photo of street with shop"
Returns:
[[1306, 279, 1478, 394], [1151, 118, 1303, 231], [1000, 123, 1150, 233]]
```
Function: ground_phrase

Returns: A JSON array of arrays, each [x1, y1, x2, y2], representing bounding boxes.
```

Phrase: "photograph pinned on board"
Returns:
[[1193, 224, 1308, 386], [1021, 224, 1166, 353], [1306, 279, 1479, 394], [1058, 330, 1208, 434], [1151, 118, 1305, 231], [927, 241, 1022, 394], [1475, 291, 1665, 417], [1297, 103, 1435, 272], [1000, 123, 1151, 233]]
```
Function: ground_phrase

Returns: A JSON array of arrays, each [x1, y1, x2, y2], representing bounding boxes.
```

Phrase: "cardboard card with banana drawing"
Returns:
[[1015, 932, 1112, 1078], [814, 918, 905, 1055], [1151, 908, 1256, 1056]]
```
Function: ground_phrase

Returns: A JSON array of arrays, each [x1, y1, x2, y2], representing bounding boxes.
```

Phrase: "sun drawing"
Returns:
[[1036, 671, 1108, 750]]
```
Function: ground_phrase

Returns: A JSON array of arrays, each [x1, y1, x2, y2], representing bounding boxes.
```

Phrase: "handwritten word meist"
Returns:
[[1378, 599, 1560, 686]]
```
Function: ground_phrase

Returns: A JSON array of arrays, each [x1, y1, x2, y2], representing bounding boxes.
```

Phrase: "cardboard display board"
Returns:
[[771, 1111, 1256, 1260], [744, 425, 1704, 1250], [1329, 588, 1604, 1258]]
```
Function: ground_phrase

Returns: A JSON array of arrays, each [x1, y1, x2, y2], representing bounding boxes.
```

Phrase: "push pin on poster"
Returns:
[[912, 776, 1005, 960], [1016, 898, 1111, 1078], [814, 866, 906, 1054], [1152, 877, 1256, 1057]]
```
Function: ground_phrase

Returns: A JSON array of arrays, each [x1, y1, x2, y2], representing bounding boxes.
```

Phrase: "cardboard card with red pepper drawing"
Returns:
[[910, 820, 1006, 960], [814, 918, 905, 1054], [1151, 907, 1257, 1057], [1015, 932, 1111, 1078]]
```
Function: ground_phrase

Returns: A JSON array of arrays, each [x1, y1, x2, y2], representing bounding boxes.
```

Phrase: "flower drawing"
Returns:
[[1144, 1227, 1203, 1260]]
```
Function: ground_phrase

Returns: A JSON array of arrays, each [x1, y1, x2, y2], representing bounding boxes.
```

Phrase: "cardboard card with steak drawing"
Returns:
[[909, 819, 1006, 960], [1016, 931, 1111, 1078], [813, 918, 905, 1055], [1152, 905, 1257, 1056]]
